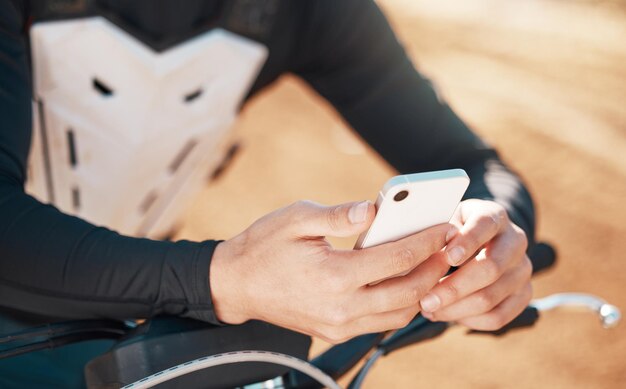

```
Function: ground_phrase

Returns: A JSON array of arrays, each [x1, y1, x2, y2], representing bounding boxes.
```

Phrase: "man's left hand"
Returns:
[[419, 199, 533, 331]]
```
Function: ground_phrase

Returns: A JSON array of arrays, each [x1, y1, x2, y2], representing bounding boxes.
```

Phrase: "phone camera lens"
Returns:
[[394, 190, 409, 202]]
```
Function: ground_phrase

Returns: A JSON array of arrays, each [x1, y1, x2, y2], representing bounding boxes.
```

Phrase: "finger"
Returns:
[[420, 228, 527, 313], [448, 205, 464, 229], [283, 200, 375, 238], [341, 223, 457, 286], [356, 252, 450, 315], [316, 305, 422, 344], [456, 283, 533, 331], [423, 256, 532, 322], [445, 202, 509, 266]]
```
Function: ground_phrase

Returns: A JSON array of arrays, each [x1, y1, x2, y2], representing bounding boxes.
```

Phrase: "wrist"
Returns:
[[209, 240, 250, 324]]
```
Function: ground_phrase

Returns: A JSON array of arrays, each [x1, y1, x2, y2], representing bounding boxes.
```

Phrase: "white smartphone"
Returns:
[[355, 169, 470, 250]]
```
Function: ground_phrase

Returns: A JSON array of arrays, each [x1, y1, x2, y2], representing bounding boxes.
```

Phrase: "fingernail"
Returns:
[[420, 293, 441, 312], [445, 226, 459, 242], [348, 201, 369, 224], [447, 246, 465, 265]]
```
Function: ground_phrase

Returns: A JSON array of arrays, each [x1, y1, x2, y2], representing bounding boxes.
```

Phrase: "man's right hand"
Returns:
[[209, 200, 456, 344]]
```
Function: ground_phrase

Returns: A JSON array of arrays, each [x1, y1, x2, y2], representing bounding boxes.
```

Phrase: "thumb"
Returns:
[[291, 200, 375, 238]]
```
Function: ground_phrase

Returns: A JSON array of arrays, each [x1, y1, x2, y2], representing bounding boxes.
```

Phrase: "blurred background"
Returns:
[[175, 0, 626, 387]]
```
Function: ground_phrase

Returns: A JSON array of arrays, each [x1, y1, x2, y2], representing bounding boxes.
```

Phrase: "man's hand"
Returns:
[[210, 200, 457, 344], [419, 199, 532, 331]]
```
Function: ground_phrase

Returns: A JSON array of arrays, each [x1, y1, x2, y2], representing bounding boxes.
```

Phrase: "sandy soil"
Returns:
[[177, 1, 626, 387]]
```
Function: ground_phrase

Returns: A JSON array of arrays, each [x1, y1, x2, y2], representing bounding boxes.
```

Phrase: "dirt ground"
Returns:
[[176, 1, 626, 387]]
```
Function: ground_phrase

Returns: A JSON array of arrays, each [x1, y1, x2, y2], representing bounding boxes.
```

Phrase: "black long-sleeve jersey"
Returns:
[[0, 0, 535, 331]]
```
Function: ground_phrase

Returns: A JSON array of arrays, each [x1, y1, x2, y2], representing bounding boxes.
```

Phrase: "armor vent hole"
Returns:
[[184, 88, 203, 103], [67, 129, 78, 168], [169, 139, 198, 173], [93, 78, 114, 96], [209, 143, 241, 181], [72, 187, 80, 211], [140, 191, 158, 214]]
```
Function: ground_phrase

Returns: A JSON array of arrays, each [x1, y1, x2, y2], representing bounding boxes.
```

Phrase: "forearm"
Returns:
[[345, 74, 535, 241], [462, 157, 535, 243], [0, 180, 221, 323], [307, 57, 535, 241]]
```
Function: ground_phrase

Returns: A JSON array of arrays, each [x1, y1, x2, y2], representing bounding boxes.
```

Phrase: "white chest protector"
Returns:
[[26, 17, 268, 238]]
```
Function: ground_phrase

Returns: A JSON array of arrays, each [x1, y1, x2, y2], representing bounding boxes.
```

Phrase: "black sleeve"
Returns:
[[0, 1, 220, 323], [291, 0, 535, 242]]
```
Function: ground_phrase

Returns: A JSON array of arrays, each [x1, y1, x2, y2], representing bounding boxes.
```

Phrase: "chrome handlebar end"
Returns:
[[530, 293, 621, 329], [599, 303, 621, 328]]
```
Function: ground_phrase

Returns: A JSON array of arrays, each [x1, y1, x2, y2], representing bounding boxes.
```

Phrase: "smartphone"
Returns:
[[354, 169, 470, 250]]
